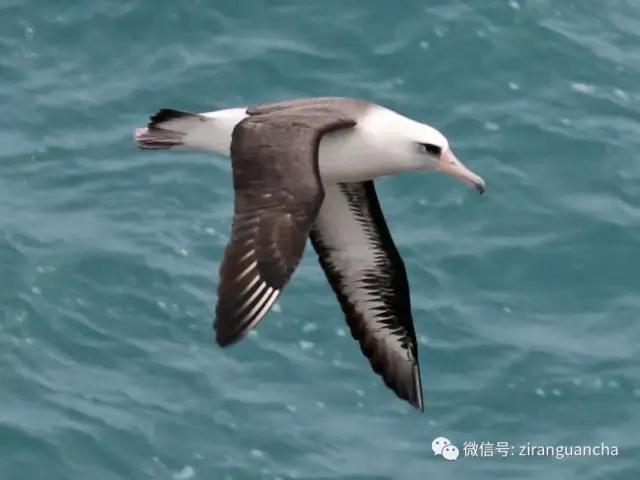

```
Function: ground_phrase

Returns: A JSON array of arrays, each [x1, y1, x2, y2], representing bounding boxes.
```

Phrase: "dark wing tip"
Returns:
[[409, 363, 425, 412], [387, 363, 424, 412], [213, 311, 255, 348], [358, 333, 424, 411], [386, 358, 424, 412], [213, 271, 282, 349], [214, 324, 246, 348]]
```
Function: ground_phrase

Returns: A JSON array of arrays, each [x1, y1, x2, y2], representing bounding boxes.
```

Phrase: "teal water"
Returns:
[[1, 0, 639, 478]]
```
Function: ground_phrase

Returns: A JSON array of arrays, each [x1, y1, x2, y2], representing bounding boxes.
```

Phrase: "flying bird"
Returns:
[[134, 96, 486, 411]]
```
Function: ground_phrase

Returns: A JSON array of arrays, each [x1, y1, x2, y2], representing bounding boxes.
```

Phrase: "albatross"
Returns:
[[134, 96, 486, 411]]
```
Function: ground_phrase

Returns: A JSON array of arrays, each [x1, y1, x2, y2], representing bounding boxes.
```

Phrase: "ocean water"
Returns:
[[1, 0, 639, 478]]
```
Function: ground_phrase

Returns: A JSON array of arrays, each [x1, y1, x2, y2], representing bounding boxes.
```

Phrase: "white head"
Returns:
[[360, 106, 486, 194]]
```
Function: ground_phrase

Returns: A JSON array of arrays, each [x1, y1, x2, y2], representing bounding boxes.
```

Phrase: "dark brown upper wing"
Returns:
[[214, 111, 356, 347], [309, 181, 424, 411]]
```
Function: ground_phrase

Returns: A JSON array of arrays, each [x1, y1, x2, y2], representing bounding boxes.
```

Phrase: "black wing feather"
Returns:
[[309, 181, 424, 411]]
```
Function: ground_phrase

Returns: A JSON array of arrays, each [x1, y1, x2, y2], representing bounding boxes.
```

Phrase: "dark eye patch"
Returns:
[[419, 143, 442, 156]]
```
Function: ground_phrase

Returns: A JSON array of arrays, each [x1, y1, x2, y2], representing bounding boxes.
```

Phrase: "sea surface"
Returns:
[[1, 0, 639, 478]]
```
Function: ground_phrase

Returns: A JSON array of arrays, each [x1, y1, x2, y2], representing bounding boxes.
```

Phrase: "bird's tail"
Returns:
[[134, 108, 208, 150]]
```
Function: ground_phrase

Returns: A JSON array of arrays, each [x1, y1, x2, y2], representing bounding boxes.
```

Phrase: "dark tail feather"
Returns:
[[147, 108, 201, 129]]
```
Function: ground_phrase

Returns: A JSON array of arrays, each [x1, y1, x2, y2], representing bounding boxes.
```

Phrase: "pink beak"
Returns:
[[437, 149, 486, 194]]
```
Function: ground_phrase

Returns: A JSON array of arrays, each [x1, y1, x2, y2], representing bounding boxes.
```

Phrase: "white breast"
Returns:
[[317, 106, 426, 183]]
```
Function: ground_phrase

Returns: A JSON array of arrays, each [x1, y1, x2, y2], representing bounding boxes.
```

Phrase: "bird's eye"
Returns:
[[418, 143, 442, 156]]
